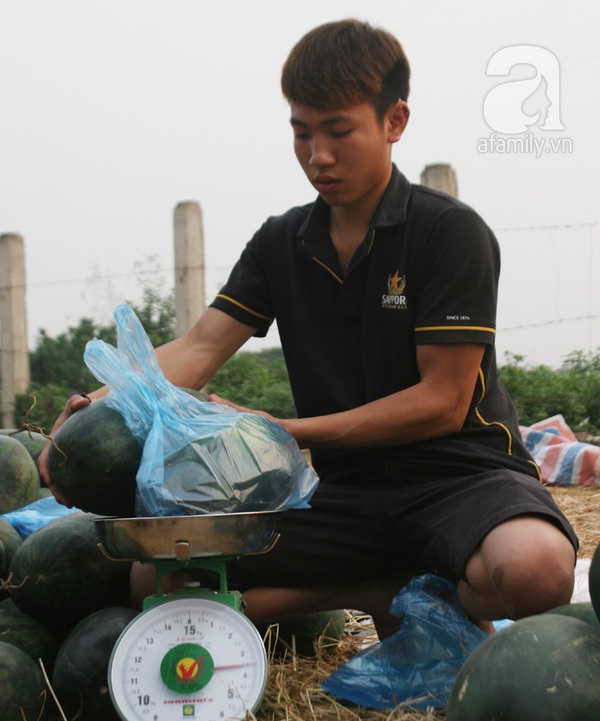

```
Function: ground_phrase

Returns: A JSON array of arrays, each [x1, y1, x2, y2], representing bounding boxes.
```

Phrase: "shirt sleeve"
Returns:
[[412, 205, 500, 345], [209, 226, 274, 338]]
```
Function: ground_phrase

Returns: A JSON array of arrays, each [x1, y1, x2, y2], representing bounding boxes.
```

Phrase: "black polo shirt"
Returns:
[[211, 166, 538, 481]]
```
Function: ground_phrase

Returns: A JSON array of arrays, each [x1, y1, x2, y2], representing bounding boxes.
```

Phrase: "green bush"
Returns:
[[499, 351, 600, 433], [209, 349, 296, 419]]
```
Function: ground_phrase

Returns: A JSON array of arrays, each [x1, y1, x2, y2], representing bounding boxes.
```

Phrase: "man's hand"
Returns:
[[38, 393, 93, 507]]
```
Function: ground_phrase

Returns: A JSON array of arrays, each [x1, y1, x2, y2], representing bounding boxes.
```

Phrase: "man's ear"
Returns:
[[387, 100, 410, 143]]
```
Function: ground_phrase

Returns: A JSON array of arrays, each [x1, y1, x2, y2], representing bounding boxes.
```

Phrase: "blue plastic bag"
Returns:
[[321, 574, 490, 710], [83, 304, 319, 517], [1, 496, 80, 538]]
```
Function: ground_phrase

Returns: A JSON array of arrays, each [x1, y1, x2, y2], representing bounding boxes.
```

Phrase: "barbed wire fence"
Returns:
[[21, 219, 600, 367], [494, 219, 599, 366]]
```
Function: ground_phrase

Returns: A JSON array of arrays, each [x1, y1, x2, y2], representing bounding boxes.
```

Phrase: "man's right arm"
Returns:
[[38, 308, 258, 494], [153, 307, 258, 391]]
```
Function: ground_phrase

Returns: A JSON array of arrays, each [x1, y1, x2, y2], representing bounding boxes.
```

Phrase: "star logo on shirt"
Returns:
[[387, 271, 406, 296], [382, 271, 408, 310]]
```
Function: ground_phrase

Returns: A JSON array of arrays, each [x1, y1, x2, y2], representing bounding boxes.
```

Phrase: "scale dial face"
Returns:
[[109, 598, 268, 721]]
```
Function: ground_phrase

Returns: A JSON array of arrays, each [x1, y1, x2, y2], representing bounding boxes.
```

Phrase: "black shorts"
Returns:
[[227, 465, 579, 590]]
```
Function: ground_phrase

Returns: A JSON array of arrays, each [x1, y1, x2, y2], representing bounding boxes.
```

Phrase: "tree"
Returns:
[[127, 285, 177, 349], [13, 283, 296, 431], [499, 351, 598, 432], [29, 319, 115, 393], [209, 348, 296, 419], [13, 285, 177, 432], [560, 350, 600, 431], [28, 287, 176, 393]]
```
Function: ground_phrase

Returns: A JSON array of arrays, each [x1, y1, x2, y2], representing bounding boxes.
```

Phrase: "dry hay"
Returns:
[[548, 484, 600, 558], [255, 485, 600, 721], [257, 614, 444, 721]]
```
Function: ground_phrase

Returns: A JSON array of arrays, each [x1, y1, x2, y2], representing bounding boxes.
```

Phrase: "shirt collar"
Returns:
[[297, 164, 410, 242]]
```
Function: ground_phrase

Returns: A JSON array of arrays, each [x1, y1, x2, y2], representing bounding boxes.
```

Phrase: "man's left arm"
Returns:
[[212, 342, 485, 448]]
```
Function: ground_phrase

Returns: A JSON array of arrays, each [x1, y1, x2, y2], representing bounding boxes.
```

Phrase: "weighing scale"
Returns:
[[94, 511, 281, 721]]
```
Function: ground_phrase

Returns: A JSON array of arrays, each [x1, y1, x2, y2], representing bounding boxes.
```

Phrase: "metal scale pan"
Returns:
[[94, 510, 281, 562]]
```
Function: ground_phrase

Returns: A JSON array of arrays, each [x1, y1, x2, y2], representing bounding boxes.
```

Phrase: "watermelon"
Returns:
[[0, 428, 46, 466], [47, 389, 209, 517], [0, 597, 61, 672], [446, 613, 600, 720], [0, 640, 47, 721], [9, 511, 134, 637], [545, 601, 600, 629], [0, 519, 22, 602], [0, 518, 22, 572], [0, 434, 40, 514], [590, 542, 600, 622], [47, 398, 142, 516], [52, 606, 139, 720]]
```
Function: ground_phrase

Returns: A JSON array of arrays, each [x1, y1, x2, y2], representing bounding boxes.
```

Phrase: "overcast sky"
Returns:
[[1, 0, 598, 368]]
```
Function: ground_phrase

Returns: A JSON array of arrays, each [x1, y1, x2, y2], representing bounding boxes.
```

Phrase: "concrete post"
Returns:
[[420, 163, 458, 197], [0, 233, 30, 427], [173, 202, 205, 337]]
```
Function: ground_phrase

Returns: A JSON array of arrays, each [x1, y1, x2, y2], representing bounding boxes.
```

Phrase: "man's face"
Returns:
[[289, 101, 401, 211]]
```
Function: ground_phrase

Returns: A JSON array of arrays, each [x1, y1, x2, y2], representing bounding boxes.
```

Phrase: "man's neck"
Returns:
[[329, 168, 392, 272], [329, 208, 373, 274]]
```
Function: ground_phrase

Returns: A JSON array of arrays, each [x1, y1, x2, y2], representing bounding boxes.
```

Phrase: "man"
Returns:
[[40, 19, 577, 639]]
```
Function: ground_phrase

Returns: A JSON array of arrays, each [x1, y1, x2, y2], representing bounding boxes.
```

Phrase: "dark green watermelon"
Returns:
[[9, 511, 134, 637], [0, 428, 46, 465], [52, 606, 139, 721], [545, 601, 600, 628], [47, 398, 142, 516], [590, 543, 600, 623], [0, 597, 61, 672], [47, 389, 209, 517], [0, 519, 23, 602], [0, 434, 39, 514], [447, 614, 600, 720], [0, 518, 22, 571], [0, 640, 46, 721]]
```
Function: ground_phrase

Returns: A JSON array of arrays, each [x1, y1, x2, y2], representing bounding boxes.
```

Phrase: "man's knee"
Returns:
[[476, 516, 576, 619], [491, 551, 574, 618]]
